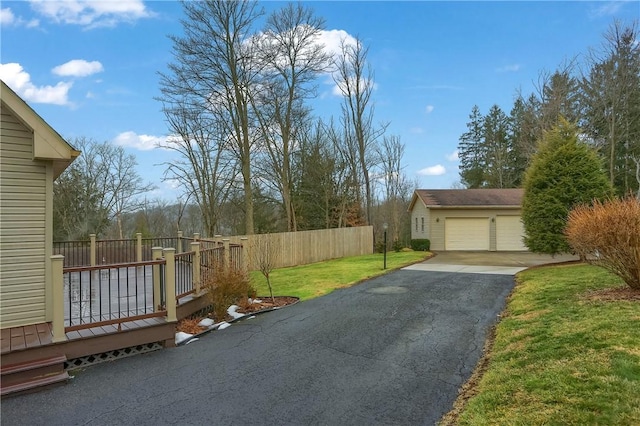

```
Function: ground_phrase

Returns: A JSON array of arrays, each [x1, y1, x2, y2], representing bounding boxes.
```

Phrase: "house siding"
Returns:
[[0, 107, 48, 327], [428, 208, 521, 251], [410, 201, 430, 240]]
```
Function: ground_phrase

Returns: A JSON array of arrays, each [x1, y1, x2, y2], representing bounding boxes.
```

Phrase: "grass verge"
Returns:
[[452, 264, 640, 425], [250, 250, 430, 300]]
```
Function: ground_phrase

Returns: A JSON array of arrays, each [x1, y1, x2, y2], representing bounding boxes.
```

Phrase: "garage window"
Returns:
[[415, 217, 418, 231], [421, 217, 424, 232]]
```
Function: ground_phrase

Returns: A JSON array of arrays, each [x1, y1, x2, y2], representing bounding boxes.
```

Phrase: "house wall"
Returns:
[[0, 106, 48, 328], [410, 201, 430, 240], [428, 208, 521, 251]]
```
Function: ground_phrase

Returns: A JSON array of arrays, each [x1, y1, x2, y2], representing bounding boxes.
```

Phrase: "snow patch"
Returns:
[[175, 331, 193, 345], [198, 318, 215, 327], [227, 305, 244, 319], [217, 322, 231, 330]]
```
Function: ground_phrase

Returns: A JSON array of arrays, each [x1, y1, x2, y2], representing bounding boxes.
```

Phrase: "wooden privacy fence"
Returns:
[[218, 226, 374, 270]]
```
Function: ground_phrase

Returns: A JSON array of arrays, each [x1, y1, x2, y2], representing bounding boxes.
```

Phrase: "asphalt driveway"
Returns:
[[1, 269, 515, 426]]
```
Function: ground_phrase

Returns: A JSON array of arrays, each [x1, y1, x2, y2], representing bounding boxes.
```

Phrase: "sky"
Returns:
[[1, 1, 638, 202]]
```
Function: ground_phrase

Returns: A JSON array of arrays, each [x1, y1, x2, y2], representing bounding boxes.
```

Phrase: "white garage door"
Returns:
[[445, 218, 490, 250], [496, 215, 527, 251]]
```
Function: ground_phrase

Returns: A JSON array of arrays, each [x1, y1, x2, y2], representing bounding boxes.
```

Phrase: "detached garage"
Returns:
[[409, 189, 526, 251]]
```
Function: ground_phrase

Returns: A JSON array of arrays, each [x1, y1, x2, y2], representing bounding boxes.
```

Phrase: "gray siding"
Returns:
[[0, 108, 47, 327]]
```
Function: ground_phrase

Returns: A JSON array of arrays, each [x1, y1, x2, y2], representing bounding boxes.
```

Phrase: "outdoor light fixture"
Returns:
[[383, 222, 388, 270], [436, 217, 439, 222]]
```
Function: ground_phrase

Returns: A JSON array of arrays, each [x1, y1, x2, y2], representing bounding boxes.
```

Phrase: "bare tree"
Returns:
[[251, 3, 331, 232], [376, 135, 409, 242], [158, 105, 236, 237], [252, 234, 280, 303], [334, 36, 386, 225], [582, 21, 640, 193], [158, 0, 263, 235], [53, 137, 154, 240]]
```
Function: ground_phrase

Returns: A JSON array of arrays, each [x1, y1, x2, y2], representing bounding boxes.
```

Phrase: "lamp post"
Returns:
[[383, 222, 388, 270]]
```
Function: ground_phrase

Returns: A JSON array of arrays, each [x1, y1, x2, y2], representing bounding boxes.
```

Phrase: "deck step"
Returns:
[[0, 372, 69, 397], [1, 355, 68, 396]]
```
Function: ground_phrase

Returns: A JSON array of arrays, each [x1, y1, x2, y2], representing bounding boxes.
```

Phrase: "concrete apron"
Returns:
[[402, 251, 580, 276], [403, 263, 527, 275]]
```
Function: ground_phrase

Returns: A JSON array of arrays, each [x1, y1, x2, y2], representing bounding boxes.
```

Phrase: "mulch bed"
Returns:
[[177, 296, 299, 335], [582, 287, 640, 302]]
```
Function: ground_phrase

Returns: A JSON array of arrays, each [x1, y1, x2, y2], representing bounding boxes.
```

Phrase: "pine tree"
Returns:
[[522, 118, 613, 255], [458, 105, 486, 188]]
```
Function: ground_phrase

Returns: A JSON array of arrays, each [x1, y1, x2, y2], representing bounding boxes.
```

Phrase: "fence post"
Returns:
[[152, 247, 163, 311], [240, 237, 249, 271], [51, 255, 67, 343], [214, 234, 222, 246], [193, 233, 200, 242], [177, 230, 183, 254], [90, 234, 96, 267], [136, 233, 142, 263], [163, 248, 177, 322], [223, 239, 230, 270], [192, 242, 201, 295]]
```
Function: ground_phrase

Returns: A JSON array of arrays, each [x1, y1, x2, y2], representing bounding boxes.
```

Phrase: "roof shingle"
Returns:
[[414, 188, 523, 207]]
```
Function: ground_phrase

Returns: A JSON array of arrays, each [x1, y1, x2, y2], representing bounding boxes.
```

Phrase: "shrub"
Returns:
[[565, 196, 640, 290], [392, 239, 403, 253], [522, 118, 612, 255], [203, 266, 256, 321], [410, 239, 430, 251]]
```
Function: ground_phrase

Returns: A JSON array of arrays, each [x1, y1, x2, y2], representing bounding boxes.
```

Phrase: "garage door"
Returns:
[[445, 218, 490, 250], [496, 215, 527, 251]]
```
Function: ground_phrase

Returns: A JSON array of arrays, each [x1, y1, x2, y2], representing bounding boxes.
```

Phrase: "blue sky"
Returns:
[[1, 1, 638, 201]]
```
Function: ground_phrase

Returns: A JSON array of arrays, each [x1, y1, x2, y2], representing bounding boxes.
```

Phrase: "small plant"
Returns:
[[252, 235, 280, 303], [392, 239, 403, 253], [203, 265, 256, 321], [375, 240, 386, 253], [565, 196, 640, 290], [410, 239, 430, 251]]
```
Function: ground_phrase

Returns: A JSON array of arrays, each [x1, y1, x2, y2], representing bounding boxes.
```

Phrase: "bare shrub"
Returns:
[[252, 235, 280, 303], [565, 196, 640, 289], [203, 265, 256, 322]]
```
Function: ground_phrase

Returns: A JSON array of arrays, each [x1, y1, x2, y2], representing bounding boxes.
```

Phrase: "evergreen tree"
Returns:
[[458, 105, 486, 188], [522, 118, 613, 255]]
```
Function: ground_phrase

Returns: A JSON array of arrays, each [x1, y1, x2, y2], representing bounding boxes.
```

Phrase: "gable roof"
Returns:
[[1, 80, 79, 178], [410, 188, 523, 210]]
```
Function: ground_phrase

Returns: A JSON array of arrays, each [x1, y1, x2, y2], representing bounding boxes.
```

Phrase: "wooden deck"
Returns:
[[1, 323, 53, 355], [1, 317, 176, 369]]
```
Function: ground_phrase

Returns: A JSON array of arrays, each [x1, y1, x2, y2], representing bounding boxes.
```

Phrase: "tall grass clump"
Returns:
[[204, 266, 256, 321]]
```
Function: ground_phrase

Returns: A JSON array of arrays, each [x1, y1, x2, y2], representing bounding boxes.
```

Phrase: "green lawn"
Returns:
[[456, 264, 640, 425], [250, 250, 430, 300]]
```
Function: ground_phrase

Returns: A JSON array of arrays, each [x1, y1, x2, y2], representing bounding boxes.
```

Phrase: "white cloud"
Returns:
[[1, 7, 39, 27], [496, 64, 521, 73], [409, 127, 424, 134], [590, 1, 624, 18], [0, 62, 72, 105], [417, 165, 446, 176], [29, 0, 153, 29], [1, 7, 15, 24], [52, 59, 104, 77], [446, 149, 459, 162], [317, 29, 358, 59], [332, 77, 378, 97], [425, 105, 434, 114], [113, 131, 166, 151]]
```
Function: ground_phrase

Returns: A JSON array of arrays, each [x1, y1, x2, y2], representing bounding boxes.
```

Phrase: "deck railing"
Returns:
[[54, 231, 188, 268], [62, 260, 164, 329], [50, 237, 246, 342]]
